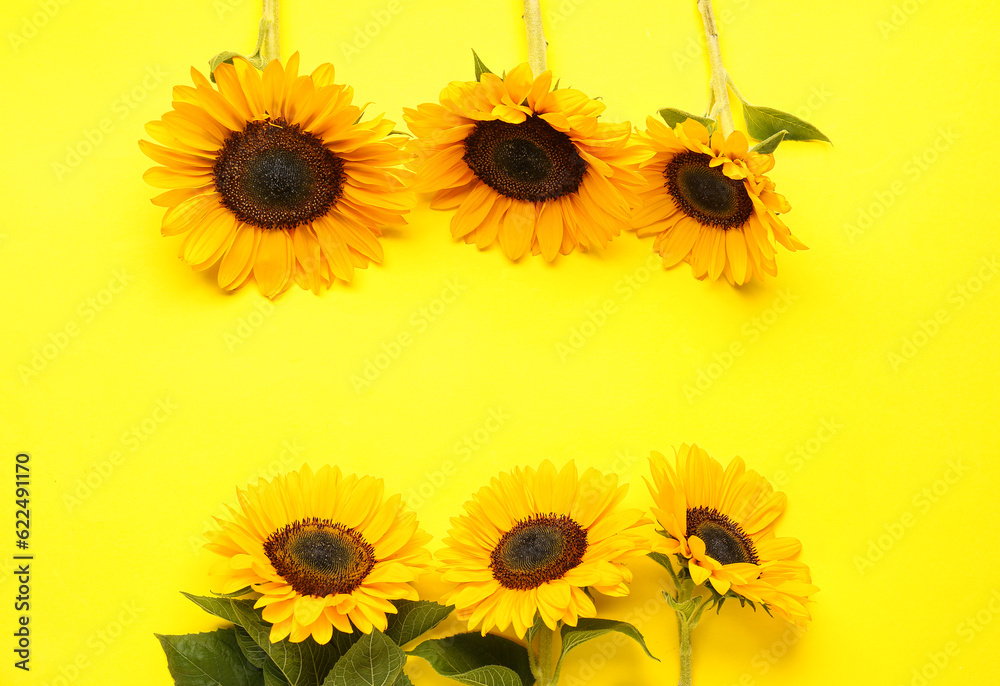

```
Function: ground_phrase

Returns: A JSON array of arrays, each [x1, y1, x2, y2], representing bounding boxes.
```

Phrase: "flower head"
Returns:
[[632, 118, 806, 285], [404, 64, 645, 261], [206, 465, 432, 643], [140, 53, 410, 298], [439, 460, 649, 636], [646, 445, 817, 624]]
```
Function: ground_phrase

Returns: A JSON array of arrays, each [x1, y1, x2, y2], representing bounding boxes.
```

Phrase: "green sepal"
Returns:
[[472, 49, 492, 82], [750, 129, 787, 154], [741, 104, 830, 143], [658, 108, 715, 130], [208, 51, 242, 83], [409, 633, 534, 686], [662, 590, 699, 616], [559, 618, 657, 661], [157, 628, 264, 686], [212, 586, 256, 598]]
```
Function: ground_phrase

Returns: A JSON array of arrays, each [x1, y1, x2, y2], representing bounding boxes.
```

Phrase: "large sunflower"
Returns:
[[140, 53, 410, 298], [403, 64, 645, 261], [646, 445, 817, 624], [205, 465, 432, 644], [438, 461, 649, 637], [631, 117, 807, 285]]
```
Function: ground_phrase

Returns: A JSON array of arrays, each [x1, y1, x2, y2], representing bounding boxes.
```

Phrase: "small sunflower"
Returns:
[[140, 53, 410, 298], [646, 445, 817, 624], [438, 461, 649, 637], [403, 64, 645, 261], [631, 118, 807, 285], [205, 465, 432, 644]]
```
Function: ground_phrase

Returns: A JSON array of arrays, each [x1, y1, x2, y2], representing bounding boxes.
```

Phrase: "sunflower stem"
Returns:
[[523, 0, 548, 77], [256, 0, 281, 66], [530, 622, 558, 686], [696, 0, 734, 137], [677, 613, 694, 686]]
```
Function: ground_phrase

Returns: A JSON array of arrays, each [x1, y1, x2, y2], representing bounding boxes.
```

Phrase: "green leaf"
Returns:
[[323, 630, 406, 686], [559, 618, 657, 662], [750, 129, 787, 154], [409, 633, 533, 686], [184, 593, 358, 686], [742, 104, 830, 143], [384, 600, 454, 647], [472, 50, 492, 82], [391, 673, 414, 686], [658, 108, 714, 129], [229, 601, 357, 686], [236, 627, 269, 668], [157, 628, 264, 686], [213, 586, 255, 598], [183, 593, 258, 628]]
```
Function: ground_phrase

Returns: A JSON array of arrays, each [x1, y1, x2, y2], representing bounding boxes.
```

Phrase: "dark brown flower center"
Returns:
[[490, 513, 588, 590], [463, 115, 587, 202], [263, 518, 376, 597], [213, 119, 345, 230], [686, 506, 759, 565], [664, 151, 753, 229]]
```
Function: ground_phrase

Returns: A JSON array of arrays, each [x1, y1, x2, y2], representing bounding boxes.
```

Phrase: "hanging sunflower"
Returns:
[[646, 444, 817, 624], [140, 53, 410, 298], [205, 465, 432, 644], [438, 460, 649, 637], [403, 63, 645, 261], [631, 118, 807, 285]]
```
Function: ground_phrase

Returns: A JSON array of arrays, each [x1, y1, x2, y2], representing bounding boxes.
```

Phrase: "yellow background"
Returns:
[[2, 0, 999, 684]]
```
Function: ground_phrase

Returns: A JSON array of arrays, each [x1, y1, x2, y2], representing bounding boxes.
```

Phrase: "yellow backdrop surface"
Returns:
[[2, 0, 999, 684]]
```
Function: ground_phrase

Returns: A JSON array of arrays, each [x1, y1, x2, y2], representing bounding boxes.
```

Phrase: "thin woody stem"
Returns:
[[697, 0, 734, 136], [523, 0, 548, 77]]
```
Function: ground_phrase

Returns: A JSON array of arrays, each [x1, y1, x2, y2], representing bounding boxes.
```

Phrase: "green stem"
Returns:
[[677, 613, 693, 686], [257, 0, 280, 65], [523, 0, 548, 77], [529, 622, 558, 686], [696, 0, 734, 136]]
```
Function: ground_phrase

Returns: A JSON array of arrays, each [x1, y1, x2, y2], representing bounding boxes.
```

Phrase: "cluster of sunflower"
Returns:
[[141, 54, 807, 298], [157, 446, 816, 686]]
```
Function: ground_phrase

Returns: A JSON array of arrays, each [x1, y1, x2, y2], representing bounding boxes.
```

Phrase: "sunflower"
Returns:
[[631, 117, 807, 285], [140, 53, 410, 298], [438, 461, 649, 637], [403, 64, 645, 261], [205, 465, 432, 644], [646, 445, 817, 624]]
